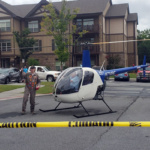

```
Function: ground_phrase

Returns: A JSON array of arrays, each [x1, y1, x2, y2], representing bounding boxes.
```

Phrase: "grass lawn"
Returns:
[[0, 82, 54, 94], [110, 73, 136, 79], [0, 85, 24, 93], [36, 82, 54, 94], [129, 73, 136, 78]]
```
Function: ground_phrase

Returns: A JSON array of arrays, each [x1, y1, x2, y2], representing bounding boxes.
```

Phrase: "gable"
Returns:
[[25, 0, 49, 18], [30, 6, 47, 18], [0, 7, 11, 17]]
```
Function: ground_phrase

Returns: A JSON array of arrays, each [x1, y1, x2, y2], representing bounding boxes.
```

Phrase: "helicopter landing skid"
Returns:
[[39, 102, 81, 112], [73, 94, 116, 118], [73, 110, 116, 118]]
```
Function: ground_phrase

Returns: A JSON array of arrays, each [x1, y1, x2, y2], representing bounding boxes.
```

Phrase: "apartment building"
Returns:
[[0, 0, 138, 69]]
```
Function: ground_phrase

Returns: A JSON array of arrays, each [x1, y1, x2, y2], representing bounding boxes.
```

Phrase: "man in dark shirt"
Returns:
[[22, 66, 40, 115]]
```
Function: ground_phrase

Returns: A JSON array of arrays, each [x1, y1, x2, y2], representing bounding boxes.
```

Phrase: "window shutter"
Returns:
[[52, 39, 55, 51], [65, 39, 68, 49], [38, 20, 41, 32], [25, 21, 28, 28], [39, 40, 42, 51]]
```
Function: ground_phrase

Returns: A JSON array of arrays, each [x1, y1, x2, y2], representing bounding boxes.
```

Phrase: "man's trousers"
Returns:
[[22, 86, 36, 112]]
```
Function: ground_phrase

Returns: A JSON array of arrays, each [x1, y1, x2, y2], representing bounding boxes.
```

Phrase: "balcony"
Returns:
[[76, 25, 99, 33], [74, 45, 100, 54]]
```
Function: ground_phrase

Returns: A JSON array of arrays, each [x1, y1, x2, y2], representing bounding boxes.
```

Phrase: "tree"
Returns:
[[27, 58, 39, 66], [41, 0, 87, 70], [137, 29, 150, 64], [13, 28, 36, 64], [106, 54, 121, 69]]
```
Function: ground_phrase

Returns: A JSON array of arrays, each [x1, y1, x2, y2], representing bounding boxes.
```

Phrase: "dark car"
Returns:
[[0, 68, 21, 84], [114, 72, 130, 81]]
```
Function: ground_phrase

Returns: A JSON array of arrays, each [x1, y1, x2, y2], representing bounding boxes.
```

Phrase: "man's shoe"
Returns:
[[31, 111, 36, 115], [21, 111, 26, 115]]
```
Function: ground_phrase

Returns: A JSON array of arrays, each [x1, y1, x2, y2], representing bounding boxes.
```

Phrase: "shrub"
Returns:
[[27, 58, 39, 66]]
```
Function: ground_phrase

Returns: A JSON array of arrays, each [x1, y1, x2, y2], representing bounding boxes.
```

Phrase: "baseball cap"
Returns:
[[30, 66, 35, 69]]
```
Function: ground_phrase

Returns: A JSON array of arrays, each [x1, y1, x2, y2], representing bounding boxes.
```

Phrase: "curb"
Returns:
[[0, 93, 53, 101]]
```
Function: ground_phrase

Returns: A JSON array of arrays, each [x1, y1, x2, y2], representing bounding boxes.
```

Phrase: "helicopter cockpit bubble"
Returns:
[[55, 68, 83, 94]]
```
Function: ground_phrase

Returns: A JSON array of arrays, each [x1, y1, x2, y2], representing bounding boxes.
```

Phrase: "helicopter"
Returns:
[[40, 50, 148, 118]]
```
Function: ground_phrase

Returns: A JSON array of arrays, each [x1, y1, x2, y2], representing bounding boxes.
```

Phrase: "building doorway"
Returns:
[[1, 58, 10, 68]]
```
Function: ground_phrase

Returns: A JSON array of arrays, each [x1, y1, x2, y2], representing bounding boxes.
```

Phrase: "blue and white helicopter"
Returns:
[[40, 50, 148, 118]]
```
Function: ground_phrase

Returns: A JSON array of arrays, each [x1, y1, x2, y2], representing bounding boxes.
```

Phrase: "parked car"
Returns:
[[114, 72, 130, 81], [0, 68, 21, 84], [136, 67, 150, 82], [28, 66, 61, 82]]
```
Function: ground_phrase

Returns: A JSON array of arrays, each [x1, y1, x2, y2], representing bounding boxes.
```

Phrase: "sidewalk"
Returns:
[[0, 85, 50, 101], [0, 87, 25, 101]]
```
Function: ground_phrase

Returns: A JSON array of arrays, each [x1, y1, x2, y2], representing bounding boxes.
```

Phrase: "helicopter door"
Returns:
[[78, 70, 97, 101]]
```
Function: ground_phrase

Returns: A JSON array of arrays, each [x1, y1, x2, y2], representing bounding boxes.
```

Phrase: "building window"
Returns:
[[55, 60, 65, 71], [0, 40, 11, 51], [0, 19, 11, 32], [75, 18, 94, 32], [33, 40, 42, 51], [76, 19, 82, 31], [83, 19, 94, 26], [28, 21, 39, 32], [52, 39, 58, 51]]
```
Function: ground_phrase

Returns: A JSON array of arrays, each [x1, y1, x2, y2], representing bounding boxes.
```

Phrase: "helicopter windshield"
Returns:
[[56, 68, 83, 94]]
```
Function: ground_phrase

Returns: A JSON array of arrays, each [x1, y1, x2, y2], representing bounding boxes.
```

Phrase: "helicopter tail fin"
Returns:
[[82, 50, 91, 68], [143, 55, 146, 65], [143, 55, 146, 76]]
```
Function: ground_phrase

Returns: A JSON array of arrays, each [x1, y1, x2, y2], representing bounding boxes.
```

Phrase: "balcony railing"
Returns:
[[76, 25, 99, 33], [74, 45, 100, 54]]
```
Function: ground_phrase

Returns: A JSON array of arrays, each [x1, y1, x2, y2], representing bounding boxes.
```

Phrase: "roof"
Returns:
[[0, 0, 137, 22], [53, 0, 111, 15], [0, 0, 111, 18], [0, 0, 12, 10], [0, 0, 37, 18], [12, 4, 37, 18], [106, 3, 129, 18], [127, 13, 138, 23], [0, 0, 17, 17]]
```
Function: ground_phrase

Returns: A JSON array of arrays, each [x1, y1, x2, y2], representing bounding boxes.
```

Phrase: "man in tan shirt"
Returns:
[[22, 66, 40, 115]]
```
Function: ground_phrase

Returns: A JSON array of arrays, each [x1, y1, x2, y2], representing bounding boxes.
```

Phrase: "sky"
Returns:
[[1, 0, 150, 31]]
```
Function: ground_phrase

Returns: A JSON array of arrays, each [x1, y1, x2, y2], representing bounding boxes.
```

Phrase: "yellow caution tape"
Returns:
[[1, 121, 150, 128]]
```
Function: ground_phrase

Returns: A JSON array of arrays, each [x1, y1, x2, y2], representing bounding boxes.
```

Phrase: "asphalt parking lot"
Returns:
[[0, 79, 150, 150]]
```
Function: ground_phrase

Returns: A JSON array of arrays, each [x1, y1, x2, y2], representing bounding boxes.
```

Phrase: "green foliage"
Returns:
[[27, 58, 39, 66], [36, 82, 54, 94], [0, 85, 24, 93], [137, 29, 150, 64], [129, 73, 136, 78], [41, 0, 87, 70], [13, 28, 36, 63], [110, 73, 136, 78], [106, 54, 121, 69]]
